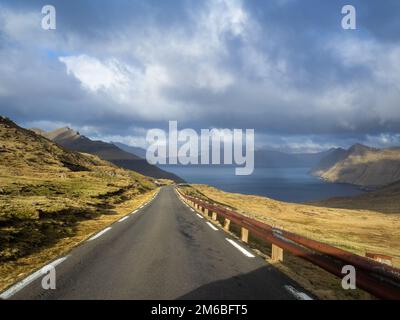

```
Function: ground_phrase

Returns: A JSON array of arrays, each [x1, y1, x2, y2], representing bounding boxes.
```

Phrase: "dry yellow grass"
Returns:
[[312, 180, 400, 214], [182, 184, 400, 299]]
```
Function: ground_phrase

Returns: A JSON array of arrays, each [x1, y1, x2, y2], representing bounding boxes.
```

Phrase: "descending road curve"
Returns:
[[2, 186, 313, 300]]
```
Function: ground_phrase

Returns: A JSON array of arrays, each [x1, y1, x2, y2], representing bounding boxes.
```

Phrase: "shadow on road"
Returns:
[[177, 266, 301, 300]]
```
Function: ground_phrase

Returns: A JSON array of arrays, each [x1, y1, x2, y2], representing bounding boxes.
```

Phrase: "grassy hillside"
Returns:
[[37, 127, 184, 182], [313, 144, 400, 187], [0, 116, 158, 290], [180, 184, 400, 299], [312, 180, 400, 214]]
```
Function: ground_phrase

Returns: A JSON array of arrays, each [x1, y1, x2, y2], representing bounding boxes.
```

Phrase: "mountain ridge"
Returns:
[[312, 143, 400, 187], [35, 127, 184, 182]]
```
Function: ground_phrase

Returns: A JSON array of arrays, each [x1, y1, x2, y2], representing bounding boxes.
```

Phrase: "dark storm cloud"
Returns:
[[0, 0, 399, 150]]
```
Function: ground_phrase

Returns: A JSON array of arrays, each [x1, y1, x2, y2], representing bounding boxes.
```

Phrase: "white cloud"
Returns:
[[365, 133, 400, 148], [327, 37, 400, 125], [0, 7, 38, 41], [59, 55, 130, 92], [57, 0, 260, 120]]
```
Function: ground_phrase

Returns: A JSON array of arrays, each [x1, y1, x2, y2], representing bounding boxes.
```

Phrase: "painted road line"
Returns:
[[196, 213, 204, 219], [131, 210, 138, 214], [206, 222, 218, 231], [226, 238, 255, 258], [0, 256, 69, 299], [284, 285, 313, 300], [118, 216, 129, 223], [88, 227, 112, 242], [190, 208, 195, 212]]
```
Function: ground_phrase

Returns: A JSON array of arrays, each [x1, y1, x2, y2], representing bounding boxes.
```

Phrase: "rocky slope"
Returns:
[[312, 144, 400, 187], [36, 127, 184, 182], [0, 115, 156, 262]]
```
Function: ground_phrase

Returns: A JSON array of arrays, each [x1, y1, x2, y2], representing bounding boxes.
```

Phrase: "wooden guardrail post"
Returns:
[[366, 253, 393, 266], [212, 211, 217, 221], [241, 228, 249, 243], [224, 218, 231, 231], [271, 244, 283, 262], [204, 208, 209, 216]]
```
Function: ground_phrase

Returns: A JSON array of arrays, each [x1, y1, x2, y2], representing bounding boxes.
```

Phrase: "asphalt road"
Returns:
[[2, 186, 312, 300]]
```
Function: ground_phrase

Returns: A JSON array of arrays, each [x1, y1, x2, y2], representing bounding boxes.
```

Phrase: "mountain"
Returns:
[[1, 119, 106, 175], [311, 148, 348, 174], [113, 142, 147, 159], [116, 142, 330, 169], [312, 144, 400, 187], [0, 115, 156, 261], [254, 149, 331, 168], [30, 128, 46, 136], [37, 127, 184, 182]]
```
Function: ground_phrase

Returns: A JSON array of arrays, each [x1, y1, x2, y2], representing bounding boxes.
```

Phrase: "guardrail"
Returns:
[[176, 188, 400, 300]]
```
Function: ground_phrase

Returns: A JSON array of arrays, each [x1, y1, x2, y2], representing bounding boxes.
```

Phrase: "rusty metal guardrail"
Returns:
[[176, 188, 400, 300]]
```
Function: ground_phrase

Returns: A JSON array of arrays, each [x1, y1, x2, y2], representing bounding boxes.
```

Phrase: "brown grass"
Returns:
[[181, 184, 400, 299]]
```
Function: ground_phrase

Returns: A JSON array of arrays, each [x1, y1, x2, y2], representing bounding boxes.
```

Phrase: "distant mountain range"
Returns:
[[311, 144, 400, 188], [159, 147, 332, 169], [32, 127, 184, 183], [30, 125, 400, 188], [254, 149, 333, 168], [113, 142, 147, 159], [34, 128, 333, 171]]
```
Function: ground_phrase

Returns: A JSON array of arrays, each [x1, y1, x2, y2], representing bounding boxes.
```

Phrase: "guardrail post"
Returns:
[[241, 228, 249, 243], [204, 208, 209, 216], [271, 244, 283, 262], [366, 253, 393, 266], [212, 211, 217, 221], [224, 218, 231, 231]]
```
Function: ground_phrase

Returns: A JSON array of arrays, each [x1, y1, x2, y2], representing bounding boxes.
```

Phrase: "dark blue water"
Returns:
[[162, 166, 365, 203]]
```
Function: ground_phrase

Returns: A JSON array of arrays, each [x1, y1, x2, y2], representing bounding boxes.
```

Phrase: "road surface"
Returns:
[[2, 186, 312, 300]]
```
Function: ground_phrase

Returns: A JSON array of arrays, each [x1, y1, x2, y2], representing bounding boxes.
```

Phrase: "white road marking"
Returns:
[[225, 238, 255, 258], [131, 210, 138, 214], [206, 222, 218, 231], [284, 285, 313, 300], [0, 256, 69, 299], [88, 227, 112, 241], [190, 208, 194, 212], [118, 216, 129, 223], [196, 213, 204, 219]]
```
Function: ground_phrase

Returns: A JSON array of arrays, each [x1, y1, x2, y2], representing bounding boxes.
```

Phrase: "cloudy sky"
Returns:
[[0, 0, 399, 153]]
